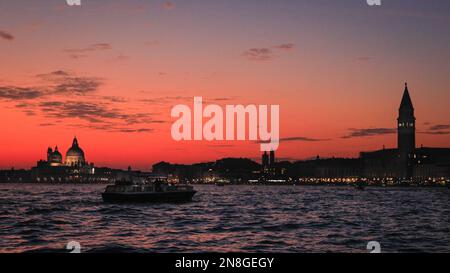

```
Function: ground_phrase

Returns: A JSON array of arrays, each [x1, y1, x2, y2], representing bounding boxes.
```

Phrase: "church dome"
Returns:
[[48, 146, 63, 166], [65, 137, 86, 166], [66, 145, 84, 157], [51, 146, 63, 162]]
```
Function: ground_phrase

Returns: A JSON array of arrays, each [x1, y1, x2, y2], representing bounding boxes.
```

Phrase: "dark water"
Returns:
[[0, 184, 449, 253]]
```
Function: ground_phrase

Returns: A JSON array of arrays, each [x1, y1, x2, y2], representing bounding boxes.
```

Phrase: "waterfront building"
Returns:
[[270, 150, 275, 166], [261, 151, 269, 173], [361, 84, 450, 180]]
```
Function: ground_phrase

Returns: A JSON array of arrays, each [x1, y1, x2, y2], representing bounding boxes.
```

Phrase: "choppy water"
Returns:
[[0, 184, 449, 253]]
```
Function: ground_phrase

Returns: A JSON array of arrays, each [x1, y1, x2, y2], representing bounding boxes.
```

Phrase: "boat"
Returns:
[[102, 178, 196, 203]]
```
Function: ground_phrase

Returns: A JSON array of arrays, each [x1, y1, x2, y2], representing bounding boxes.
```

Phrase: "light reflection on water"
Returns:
[[0, 184, 449, 253]]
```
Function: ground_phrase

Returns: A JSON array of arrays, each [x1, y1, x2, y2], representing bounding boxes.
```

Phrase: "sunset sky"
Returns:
[[1, 0, 450, 170]]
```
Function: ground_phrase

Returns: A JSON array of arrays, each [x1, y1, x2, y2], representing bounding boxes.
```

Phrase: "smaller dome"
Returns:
[[53, 147, 62, 159], [49, 146, 62, 164]]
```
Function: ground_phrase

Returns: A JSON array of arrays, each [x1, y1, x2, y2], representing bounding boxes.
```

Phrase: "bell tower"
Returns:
[[397, 83, 415, 178]]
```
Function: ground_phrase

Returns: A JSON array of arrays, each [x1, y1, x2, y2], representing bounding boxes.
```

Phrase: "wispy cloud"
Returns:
[[242, 43, 295, 61], [64, 43, 112, 53], [257, 136, 329, 144], [0, 87, 44, 100], [65, 122, 155, 134], [38, 70, 103, 95], [0, 30, 14, 41], [273, 43, 295, 51], [25, 98, 163, 133], [140, 96, 238, 107], [421, 124, 450, 135], [101, 96, 129, 103], [424, 131, 450, 135], [38, 100, 153, 125], [429, 124, 450, 131], [0, 71, 102, 101], [63, 43, 112, 59], [0, 70, 166, 134], [341, 128, 396, 139], [201, 97, 238, 104], [242, 48, 273, 61], [140, 96, 192, 105], [280, 136, 329, 142]]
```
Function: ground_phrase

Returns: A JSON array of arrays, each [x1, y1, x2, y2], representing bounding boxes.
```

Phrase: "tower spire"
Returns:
[[72, 136, 78, 147], [397, 82, 416, 179], [400, 82, 414, 110]]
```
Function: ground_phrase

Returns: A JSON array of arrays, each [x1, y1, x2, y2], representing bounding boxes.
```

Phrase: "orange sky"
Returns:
[[1, 1, 450, 170]]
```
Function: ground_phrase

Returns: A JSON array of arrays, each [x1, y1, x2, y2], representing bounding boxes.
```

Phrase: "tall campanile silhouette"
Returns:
[[397, 83, 416, 178]]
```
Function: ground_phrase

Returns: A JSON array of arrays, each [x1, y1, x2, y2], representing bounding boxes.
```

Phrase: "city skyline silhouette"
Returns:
[[1, 0, 450, 170]]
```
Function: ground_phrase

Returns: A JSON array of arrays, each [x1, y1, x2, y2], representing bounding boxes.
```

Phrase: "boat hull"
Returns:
[[102, 190, 196, 203]]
